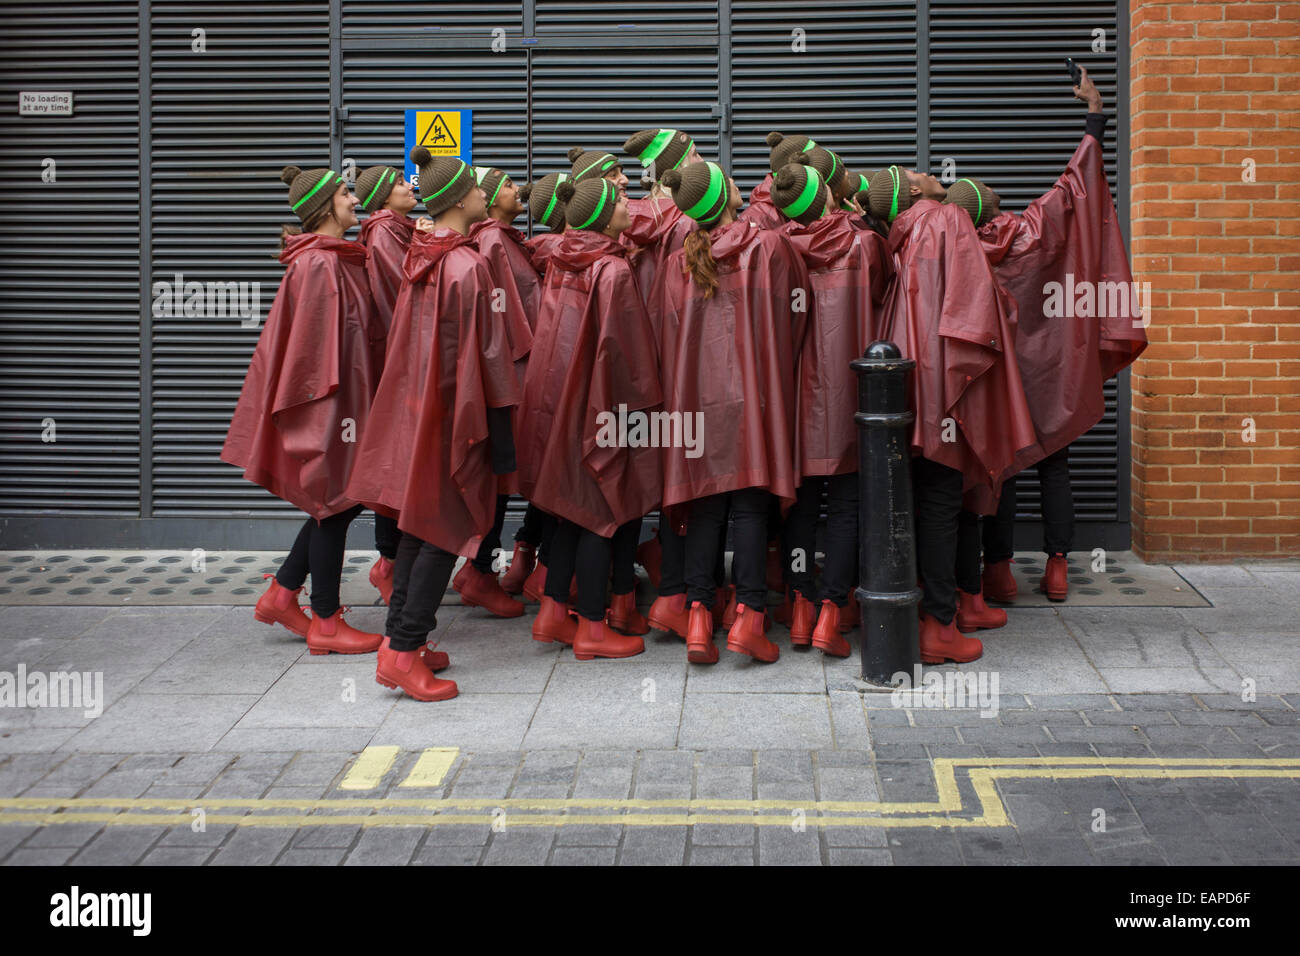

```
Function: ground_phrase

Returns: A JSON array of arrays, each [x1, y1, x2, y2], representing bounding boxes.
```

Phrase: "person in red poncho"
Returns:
[[738, 131, 817, 230], [517, 176, 662, 660], [954, 68, 1148, 606], [346, 150, 520, 702], [774, 157, 895, 659], [650, 160, 811, 665], [437, 164, 539, 619], [354, 163, 418, 606], [520, 172, 569, 282], [868, 165, 1038, 664], [221, 164, 384, 657]]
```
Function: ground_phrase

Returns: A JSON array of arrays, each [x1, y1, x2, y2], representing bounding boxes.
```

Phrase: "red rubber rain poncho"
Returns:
[[880, 200, 1038, 508], [221, 233, 381, 520], [621, 196, 696, 332], [357, 208, 415, 337], [738, 173, 783, 230], [346, 228, 518, 557], [524, 231, 565, 279], [976, 133, 1148, 472], [515, 230, 663, 537], [655, 219, 811, 527], [781, 210, 895, 477]]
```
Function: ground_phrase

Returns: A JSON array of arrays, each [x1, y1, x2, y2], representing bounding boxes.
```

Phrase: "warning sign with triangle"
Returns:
[[417, 112, 459, 152]]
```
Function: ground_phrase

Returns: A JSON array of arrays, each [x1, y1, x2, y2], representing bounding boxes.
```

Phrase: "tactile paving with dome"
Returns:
[[0, 550, 1209, 607]]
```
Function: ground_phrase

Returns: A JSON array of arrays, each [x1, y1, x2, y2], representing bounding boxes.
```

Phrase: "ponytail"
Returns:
[[681, 228, 719, 299]]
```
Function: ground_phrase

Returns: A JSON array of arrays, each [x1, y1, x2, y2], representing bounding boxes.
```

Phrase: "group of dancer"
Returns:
[[221, 66, 1146, 702]]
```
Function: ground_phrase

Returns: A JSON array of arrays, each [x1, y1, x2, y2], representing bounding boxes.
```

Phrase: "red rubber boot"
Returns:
[[532, 596, 577, 646], [522, 561, 547, 603], [982, 558, 1017, 604], [956, 590, 1008, 632], [918, 610, 983, 664], [306, 608, 384, 655], [376, 637, 458, 701], [726, 604, 779, 663], [499, 542, 536, 595], [608, 591, 650, 636], [368, 557, 395, 605], [686, 601, 719, 664], [789, 591, 817, 647], [812, 600, 851, 658], [421, 643, 450, 672], [636, 534, 663, 590], [253, 575, 310, 637], [1041, 554, 1069, 601], [713, 585, 735, 628], [648, 592, 690, 639], [573, 616, 644, 661], [456, 565, 526, 618]]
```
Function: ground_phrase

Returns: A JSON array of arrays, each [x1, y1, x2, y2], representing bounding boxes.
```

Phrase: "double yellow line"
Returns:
[[2, 756, 1295, 830]]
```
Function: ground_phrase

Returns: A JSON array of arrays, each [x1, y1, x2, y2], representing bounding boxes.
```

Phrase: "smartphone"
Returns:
[[1066, 57, 1082, 86]]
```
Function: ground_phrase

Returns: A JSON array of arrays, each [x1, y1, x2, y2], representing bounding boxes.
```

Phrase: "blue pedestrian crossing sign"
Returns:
[[404, 109, 473, 190]]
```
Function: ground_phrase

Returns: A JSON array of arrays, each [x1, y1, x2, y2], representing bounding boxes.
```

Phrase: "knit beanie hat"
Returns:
[[410, 147, 474, 215], [623, 128, 695, 181], [355, 165, 401, 213], [848, 169, 875, 203], [661, 161, 731, 227], [799, 147, 845, 197], [558, 177, 618, 232], [766, 131, 817, 172], [567, 146, 621, 184], [281, 165, 344, 224], [473, 165, 510, 208], [772, 161, 827, 226], [520, 172, 569, 231], [867, 165, 914, 223], [943, 177, 995, 227]]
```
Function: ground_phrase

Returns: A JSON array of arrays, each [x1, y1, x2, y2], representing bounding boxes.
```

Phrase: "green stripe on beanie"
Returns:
[[357, 165, 400, 213], [281, 165, 343, 224], [662, 161, 731, 227]]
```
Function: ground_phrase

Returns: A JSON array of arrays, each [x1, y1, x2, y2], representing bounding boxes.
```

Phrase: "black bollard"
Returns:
[[851, 341, 922, 685]]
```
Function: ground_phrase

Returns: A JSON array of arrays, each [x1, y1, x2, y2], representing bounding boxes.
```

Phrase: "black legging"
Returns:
[[385, 532, 458, 651], [515, 502, 547, 548], [545, 518, 641, 621], [913, 458, 984, 625], [374, 513, 400, 560], [784, 473, 858, 606], [983, 445, 1075, 561], [470, 494, 510, 574], [276, 504, 364, 618], [686, 488, 770, 610]]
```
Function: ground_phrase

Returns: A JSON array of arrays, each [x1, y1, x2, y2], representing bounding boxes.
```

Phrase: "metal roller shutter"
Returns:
[[535, 1, 718, 33], [149, 1, 330, 516], [0, 3, 141, 515], [731, 1, 920, 197], [929, 0, 1127, 528], [342, 3, 523, 32]]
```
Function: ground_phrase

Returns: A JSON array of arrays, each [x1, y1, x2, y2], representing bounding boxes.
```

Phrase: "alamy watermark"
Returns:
[[890, 664, 1000, 718], [1043, 273, 1151, 328], [594, 404, 705, 459], [0, 664, 103, 718], [152, 272, 262, 327]]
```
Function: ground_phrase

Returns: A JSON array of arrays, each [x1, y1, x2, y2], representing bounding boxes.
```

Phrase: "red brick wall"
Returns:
[[1129, 1, 1299, 561]]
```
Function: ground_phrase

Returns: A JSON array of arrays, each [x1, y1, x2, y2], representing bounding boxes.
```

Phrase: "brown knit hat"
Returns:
[[661, 161, 730, 226], [473, 165, 510, 208], [520, 172, 569, 231], [558, 177, 618, 232], [943, 177, 995, 227], [867, 165, 913, 223], [772, 161, 827, 226], [567, 146, 621, 184], [281, 165, 344, 224], [623, 128, 695, 181], [847, 169, 876, 203], [410, 147, 474, 215], [766, 132, 817, 172], [355, 165, 401, 213], [799, 147, 846, 198]]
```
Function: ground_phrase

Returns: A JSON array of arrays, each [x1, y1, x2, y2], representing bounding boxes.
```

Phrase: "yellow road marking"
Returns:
[[338, 745, 399, 791], [399, 748, 459, 788], [1, 757, 1294, 830]]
